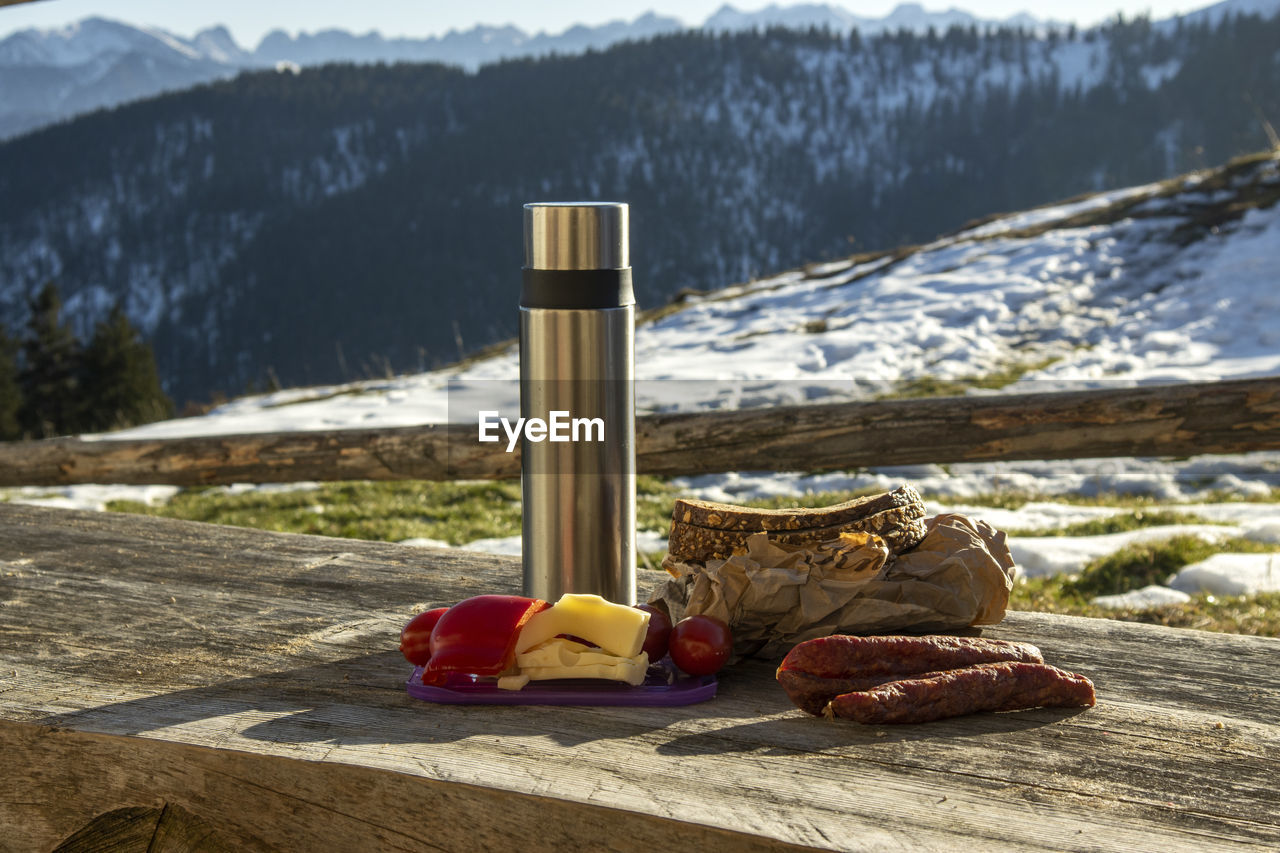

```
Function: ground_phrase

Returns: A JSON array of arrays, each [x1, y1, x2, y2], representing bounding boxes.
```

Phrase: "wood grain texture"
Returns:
[[50, 803, 237, 853], [51, 807, 168, 853], [2, 503, 1279, 851], [1, 377, 1278, 486]]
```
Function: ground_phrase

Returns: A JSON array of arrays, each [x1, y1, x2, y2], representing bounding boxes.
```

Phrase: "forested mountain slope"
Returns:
[[1, 13, 1277, 403]]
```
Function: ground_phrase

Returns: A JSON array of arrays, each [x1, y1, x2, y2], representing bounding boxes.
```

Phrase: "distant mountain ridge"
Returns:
[[8, 0, 1275, 139], [703, 2, 1045, 34], [2, 11, 1277, 404], [0, 2, 1060, 139]]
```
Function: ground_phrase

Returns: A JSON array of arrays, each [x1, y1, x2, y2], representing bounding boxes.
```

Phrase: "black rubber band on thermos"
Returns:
[[521, 268, 635, 310]]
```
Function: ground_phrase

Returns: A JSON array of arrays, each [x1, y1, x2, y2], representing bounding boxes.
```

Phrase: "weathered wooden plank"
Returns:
[[2, 503, 1278, 851], [2, 722, 806, 853], [47, 803, 238, 853], [1, 377, 1278, 486], [0, 424, 482, 487]]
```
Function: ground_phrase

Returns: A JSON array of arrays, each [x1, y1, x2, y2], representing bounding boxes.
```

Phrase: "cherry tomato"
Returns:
[[668, 614, 732, 676], [399, 607, 448, 666], [636, 603, 672, 662]]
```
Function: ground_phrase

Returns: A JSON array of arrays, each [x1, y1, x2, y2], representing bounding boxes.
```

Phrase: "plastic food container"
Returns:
[[406, 662, 717, 707]]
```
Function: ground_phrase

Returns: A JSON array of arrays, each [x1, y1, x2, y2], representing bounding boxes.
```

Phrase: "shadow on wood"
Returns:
[[3, 504, 1280, 851], [53, 803, 237, 853]]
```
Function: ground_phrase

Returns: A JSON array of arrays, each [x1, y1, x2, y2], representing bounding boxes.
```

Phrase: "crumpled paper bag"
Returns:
[[650, 513, 1015, 661]]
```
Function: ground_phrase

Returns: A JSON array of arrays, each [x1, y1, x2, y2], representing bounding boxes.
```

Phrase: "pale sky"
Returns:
[[0, 0, 1219, 47]]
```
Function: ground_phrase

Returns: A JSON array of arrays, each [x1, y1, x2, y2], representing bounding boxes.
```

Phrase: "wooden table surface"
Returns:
[[2, 502, 1278, 852]]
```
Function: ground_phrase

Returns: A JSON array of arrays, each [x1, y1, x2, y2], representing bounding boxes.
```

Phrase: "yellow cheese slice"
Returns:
[[517, 637, 645, 669], [516, 638, 592, 669], [515, 637, 649, 686], [496, 673, 531, 691], [521, 657, 648, 686], [515, 593, 649, 658]]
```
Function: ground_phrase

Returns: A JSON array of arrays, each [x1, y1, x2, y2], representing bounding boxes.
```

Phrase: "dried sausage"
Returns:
[[778, 634, 1043, 680], [824, 661, 1094, 724], [778, 667, 948, 716], [823, 661, 1096, 724]]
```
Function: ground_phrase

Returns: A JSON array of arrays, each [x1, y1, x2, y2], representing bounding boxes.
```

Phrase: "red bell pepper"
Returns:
[[421, 594, 549, 685], [399, 607, 449, 666]]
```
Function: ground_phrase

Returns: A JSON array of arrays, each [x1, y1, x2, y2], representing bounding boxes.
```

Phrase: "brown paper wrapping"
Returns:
[[650, 514, 1015, 661]]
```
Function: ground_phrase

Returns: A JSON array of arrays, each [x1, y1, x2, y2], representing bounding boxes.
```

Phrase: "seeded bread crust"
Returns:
[[673, 485, 922, 531], [667, 486, 927, 563]]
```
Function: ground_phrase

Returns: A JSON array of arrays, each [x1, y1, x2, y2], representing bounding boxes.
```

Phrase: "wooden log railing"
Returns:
[[0, 377, 1278, 487]]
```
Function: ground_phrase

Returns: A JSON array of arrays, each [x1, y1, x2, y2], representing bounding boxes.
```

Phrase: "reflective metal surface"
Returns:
[[520, 201, 635, 604], [524, 202, 629, 270], [520, 307, 636, 603]]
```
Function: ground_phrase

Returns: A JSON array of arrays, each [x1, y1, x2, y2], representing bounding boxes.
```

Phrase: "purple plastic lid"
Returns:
[[405, 662, 717, 707]]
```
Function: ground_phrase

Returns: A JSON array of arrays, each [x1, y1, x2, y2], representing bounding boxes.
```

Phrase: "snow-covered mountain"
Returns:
[[112, 148, 1280, 460], [1182, 0, 1280, 23], [2, 13, 1277, 404], [0, 13, 686, 137], [12, 151, 1280, 604], [7, 0, 1280, 140], [0, 17, 242, 139], [703, 2, 1046, 35], [0, 3, 1053, 140]]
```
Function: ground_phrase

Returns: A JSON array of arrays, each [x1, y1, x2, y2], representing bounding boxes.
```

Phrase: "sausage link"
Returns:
[[777, 667, 948, 716], [778, 634, 1043, 680], [823, 662, 1096, 724]]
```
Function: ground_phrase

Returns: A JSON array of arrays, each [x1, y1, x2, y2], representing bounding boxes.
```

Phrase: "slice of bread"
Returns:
[[667, 485, 927, 564]]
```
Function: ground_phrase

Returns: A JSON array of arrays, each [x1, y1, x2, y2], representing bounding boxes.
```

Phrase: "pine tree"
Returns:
[[79, 304, 174, 432], [18, 282, 81, 438], [0, 327, 22, 440]]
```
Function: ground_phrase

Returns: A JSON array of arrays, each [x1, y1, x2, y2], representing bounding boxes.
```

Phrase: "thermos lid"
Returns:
[[524, 202, 629, 271], [522, 202, 633, 309]]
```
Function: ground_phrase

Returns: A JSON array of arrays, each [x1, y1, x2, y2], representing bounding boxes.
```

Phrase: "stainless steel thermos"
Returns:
[[520, 202, 636, 604]]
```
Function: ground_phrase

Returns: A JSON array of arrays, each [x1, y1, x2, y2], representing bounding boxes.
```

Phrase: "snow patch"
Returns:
[[1092, 584, 1192, 610], [398, 537, 454, 549], [3, 484, 180, 512], [1169, 553, 1280, 596], [1008, 525, 1242, 578]]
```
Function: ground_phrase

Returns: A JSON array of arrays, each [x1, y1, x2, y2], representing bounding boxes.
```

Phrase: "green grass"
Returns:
[[636, 475, 682, 534], [102, 477, 1280, 637], [876, 356, 1061, 399], [923, 488, 1280, 511], [1011, 576, 1280, 636], [656, 485, 1280, 518], [1004, 509, 1227, 538], [107, 475, 680, 546], [109, 480, 525, 544], [1064, 535, 1280, 598], [1, 491, 62, 502], [1010, 535, 1280, 635]]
